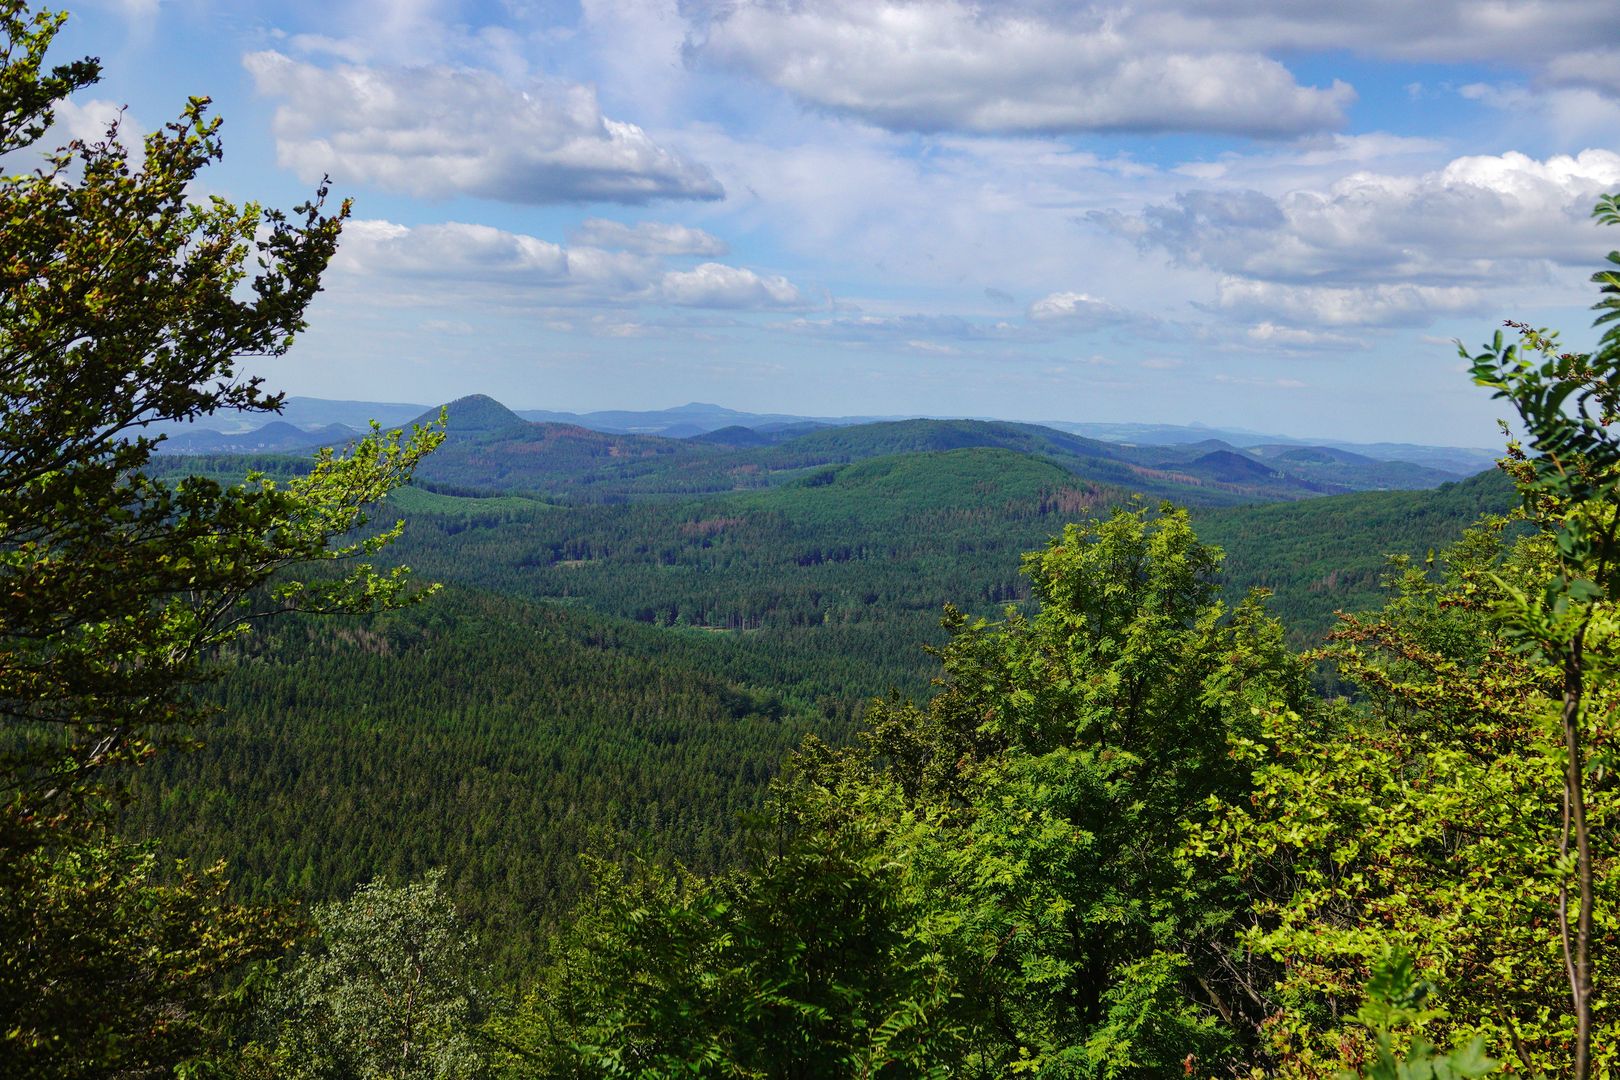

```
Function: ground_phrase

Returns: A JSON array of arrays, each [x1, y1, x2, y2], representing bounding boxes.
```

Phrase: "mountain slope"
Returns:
[[413, 393, 528, 436], [155, 421, 359, 454], [1196, 468, 1518, 638]]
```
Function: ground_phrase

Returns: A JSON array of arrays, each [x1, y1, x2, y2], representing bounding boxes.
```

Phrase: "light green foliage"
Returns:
[[1339, 950, 1496, 1080], [1191, 525, 1606, 1075], [239, 872, 487, 1079], [1461, 195, 1620, 1079]]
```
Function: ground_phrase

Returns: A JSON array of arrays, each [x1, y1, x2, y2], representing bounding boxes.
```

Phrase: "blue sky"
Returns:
[[51, 0, 1620, 444]]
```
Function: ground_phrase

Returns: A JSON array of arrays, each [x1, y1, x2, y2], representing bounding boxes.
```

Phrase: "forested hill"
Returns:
[[385, 393, 1469, 504], [1200, 467, 1519, 637]]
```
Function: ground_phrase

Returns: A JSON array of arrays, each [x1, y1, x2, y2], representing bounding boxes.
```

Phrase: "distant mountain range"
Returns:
[[148, 393, 1501, 496], [1041, 420, 1497, 477]]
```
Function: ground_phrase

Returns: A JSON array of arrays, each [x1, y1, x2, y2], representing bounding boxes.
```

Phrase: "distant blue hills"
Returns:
[[148, 393, 1501, 490]]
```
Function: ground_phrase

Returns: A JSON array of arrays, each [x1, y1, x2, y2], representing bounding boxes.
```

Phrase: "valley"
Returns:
[[131, 395, 1519, 975]]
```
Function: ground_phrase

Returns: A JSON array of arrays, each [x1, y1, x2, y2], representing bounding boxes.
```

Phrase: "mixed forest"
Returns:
[[4, 4, 1620, 1079]]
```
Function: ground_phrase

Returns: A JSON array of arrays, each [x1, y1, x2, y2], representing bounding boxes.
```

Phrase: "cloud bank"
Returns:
[[245, 51, 724, 205], [693, 0, 1353, 137], [1098, 149, 1620, 326], [570, 218, 730, 256], [333, 219, 803, 310]]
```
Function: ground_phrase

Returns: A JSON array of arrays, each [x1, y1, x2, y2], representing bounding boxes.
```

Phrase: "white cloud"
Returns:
[[1245, 322, 1366, 350], [338, 220, 574, 281], [1105, 150, 1620, 284], [332, 219, 804, 311], [1213, 279, 1483, 327], [1026, 291, 1135, 326], [775, 313, 1022, 343], [688, 1, 1620, 141], [1096, 150, 1620, 328], [48, 97, 132, 147], [693, 0, 1353, 137], [244, 51, 723, 205], [570, 218, 729, 255], [655, 262, 801, 308]]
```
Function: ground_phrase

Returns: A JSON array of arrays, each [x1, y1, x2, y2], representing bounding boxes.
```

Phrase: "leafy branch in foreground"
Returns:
[[1462, 193, 1620, 1080], [1338, 950, 1495, 1080]]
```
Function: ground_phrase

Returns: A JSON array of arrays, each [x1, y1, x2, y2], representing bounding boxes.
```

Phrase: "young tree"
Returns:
[[239, 873, 488, 1080], [1195, 526, 1600, 1075], [1197, 197, 1620, 1078], [1463, 193, 1620, 1080], [0, 2, 440, 1071], [513, 828, 964, 1077], [846, 504, 1307, 1073]]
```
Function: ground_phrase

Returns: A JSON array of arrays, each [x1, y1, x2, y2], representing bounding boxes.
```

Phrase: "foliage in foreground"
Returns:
[[0, 2, 437, 1074], [481, 504, 1600, 1078]]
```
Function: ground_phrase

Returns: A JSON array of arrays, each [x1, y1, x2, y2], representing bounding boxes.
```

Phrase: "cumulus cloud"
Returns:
[[340, 220, 574, 282], [1245, 322, 1366, 350], [1101, 150, 1620, 286], [570, 218, 729, 255], [690, 1, 1620, 139], [693, 0, 1352, 137], [244, 51, 723, 204], [333, 220, 806, 310], [1095, 149, 1620, 328], [655, 263, 801, 308]]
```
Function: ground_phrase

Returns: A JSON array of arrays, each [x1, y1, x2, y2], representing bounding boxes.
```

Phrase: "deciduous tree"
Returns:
[[0, 3, 439, 1071]]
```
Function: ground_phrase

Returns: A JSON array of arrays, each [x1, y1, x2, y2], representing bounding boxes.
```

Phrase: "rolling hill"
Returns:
[[127, 418, 1524, 980]]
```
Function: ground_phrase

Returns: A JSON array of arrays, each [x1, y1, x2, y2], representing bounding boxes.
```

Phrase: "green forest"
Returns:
[[5, 4, 1620, 1079]]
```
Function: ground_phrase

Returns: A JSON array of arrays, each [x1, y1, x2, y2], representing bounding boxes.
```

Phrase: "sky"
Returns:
[[47, 0, 1620, 445]]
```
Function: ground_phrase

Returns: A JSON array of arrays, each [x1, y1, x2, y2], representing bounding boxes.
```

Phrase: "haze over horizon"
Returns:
[[59, 0, 1620, 445]]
